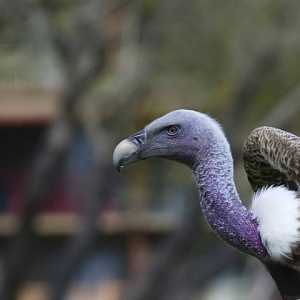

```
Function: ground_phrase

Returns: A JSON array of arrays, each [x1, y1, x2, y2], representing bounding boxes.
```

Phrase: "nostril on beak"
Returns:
[[130, 129, 147, 146], [134, 136, 143, 145]]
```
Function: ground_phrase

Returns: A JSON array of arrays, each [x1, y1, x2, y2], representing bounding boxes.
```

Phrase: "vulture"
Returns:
[[113, 109, 300, 300]]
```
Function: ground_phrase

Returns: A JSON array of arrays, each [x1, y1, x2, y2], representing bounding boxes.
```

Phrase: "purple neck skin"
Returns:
[[193, 154, 269, 259]]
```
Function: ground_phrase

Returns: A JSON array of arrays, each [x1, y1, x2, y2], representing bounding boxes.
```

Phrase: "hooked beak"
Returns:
[[113, 130, 147, 172]]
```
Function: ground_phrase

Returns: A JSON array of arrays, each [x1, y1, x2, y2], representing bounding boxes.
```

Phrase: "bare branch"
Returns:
[[257, 84, 300, 129]]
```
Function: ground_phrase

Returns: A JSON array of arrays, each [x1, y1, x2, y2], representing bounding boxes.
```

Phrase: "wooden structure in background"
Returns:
[[0, 96, 178, 299], [0, 87, 59, 124]]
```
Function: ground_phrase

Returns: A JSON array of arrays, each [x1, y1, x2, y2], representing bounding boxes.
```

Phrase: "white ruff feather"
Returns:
[[250, 186, 300, 262]]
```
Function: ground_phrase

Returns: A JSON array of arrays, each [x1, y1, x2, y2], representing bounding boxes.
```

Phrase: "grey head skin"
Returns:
[[113, 109, 230, 171], [113, 109, 300, 300]]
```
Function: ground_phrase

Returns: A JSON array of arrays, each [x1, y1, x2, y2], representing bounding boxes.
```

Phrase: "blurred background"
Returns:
[[0, 0, 300, 299]]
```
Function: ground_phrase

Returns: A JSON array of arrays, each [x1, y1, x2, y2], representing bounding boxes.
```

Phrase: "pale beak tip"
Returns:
[[113, 138, 141, 172]]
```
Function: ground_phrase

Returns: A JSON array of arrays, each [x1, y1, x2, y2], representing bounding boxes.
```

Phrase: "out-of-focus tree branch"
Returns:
[[257, 84, 300, 129], [225, 51, 278, 159], [48, 2, 155, 299], [228, 52, 278, 128]]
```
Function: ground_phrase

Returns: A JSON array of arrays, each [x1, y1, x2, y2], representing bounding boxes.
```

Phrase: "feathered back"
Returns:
[[243, 126, 300, 300], [242, 126, 300, 192]]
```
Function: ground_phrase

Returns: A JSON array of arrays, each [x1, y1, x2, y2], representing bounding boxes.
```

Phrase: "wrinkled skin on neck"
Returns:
[[193, 146, 268, 258]]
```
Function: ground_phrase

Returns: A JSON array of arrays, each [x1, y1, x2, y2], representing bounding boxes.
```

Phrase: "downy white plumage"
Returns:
[[251, 186, 300, 262]]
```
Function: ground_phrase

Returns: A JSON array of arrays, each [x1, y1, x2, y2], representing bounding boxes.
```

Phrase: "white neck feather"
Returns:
[[251, 186, 300, 263]]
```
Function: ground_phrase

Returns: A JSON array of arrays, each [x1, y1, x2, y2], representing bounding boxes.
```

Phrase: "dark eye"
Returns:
[[166, 125, 180, 136]]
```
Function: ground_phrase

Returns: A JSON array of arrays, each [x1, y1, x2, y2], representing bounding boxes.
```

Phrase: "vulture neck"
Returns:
[[193, 144, 269, 259]]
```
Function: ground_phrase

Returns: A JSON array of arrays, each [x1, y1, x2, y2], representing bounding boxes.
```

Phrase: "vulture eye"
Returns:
[[166, 125, 180, 136]]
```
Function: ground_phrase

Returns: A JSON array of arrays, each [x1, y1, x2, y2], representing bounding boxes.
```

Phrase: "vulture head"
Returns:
[[113, 109, 229, 171]]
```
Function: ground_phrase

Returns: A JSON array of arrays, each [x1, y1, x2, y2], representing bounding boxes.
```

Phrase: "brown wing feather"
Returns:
[[242, 126, 300, 192], [243, 127, 300, 259]]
